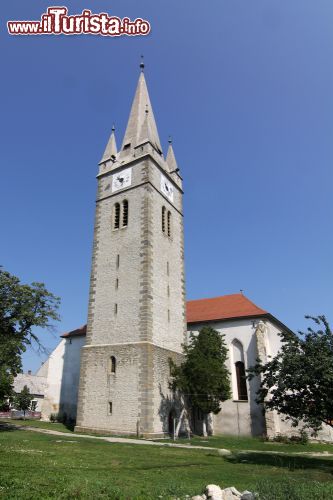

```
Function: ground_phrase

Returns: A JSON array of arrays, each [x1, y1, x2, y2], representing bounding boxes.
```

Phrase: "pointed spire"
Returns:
[[100, 125, 117, 163], [166, 137, 179, 173], [137, 105, 154, 146], [121, 64, 162, 154]]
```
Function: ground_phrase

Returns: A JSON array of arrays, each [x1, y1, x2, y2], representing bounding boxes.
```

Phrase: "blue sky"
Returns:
[[1, 1, 332, 372]]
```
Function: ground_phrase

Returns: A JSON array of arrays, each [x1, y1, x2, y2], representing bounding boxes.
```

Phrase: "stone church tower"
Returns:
[[75, 63, 186, 436]]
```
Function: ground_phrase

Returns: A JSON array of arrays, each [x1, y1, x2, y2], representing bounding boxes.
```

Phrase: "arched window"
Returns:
[[232, 339, 248, 401], [114, 203, 120, 229], [167, 211, 171, 237], [122, 200, 128, 227], [110, 356, 116, 374], [235, 361, 248, 400], [162, 206, 166, 233]]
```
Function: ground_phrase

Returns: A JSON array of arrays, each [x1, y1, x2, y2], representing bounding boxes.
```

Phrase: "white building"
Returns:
[[13, 372, 47, 413], [34, 292, 333, 440]]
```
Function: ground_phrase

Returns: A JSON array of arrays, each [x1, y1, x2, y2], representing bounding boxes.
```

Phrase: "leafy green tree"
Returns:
[[170, 326, 231, 436], [15, 385, 33, 419], [248, 315, 333, 434], [0, 268, 60, 406]]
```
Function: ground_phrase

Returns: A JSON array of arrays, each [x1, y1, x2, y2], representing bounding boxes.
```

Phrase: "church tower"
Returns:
[[75, 62, 186, 436]]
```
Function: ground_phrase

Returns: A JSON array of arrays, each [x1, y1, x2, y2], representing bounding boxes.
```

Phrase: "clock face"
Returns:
[[160, 175, 174, 202], [112, 168, 132, 192]]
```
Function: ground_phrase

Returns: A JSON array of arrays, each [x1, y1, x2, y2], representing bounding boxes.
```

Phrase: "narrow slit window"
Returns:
[[114, 203, 120, 229], [167, 285, 170, 297], [116, 254, 120, 269], [167, 261, 169, 276], [110, 356, 116, 374], [122, 200, 128, 227], [168, 309, 170, 322], [167, 211, 171, 237], [162, 206, 166, 233], [115, 278, 119, 289], [108, 401, 113, 414], [114, 303, 118, 315], [235, 361, 248, 401]]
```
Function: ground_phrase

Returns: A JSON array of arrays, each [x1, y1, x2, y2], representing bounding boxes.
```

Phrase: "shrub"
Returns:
[[272, 430, 308, 445]]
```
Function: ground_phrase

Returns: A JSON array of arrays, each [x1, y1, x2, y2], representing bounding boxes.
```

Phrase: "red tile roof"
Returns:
[[61, 325, 87, 338], [61, 294, 269, 338], [187, 293, 267, 324]]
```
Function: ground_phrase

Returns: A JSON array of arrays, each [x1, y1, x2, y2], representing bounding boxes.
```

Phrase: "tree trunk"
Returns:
[[175, 408, 185, 437]]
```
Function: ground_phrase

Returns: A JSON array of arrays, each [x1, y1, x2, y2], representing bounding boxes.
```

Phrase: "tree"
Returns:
[[170, 326, 231, 436], [15, 385, 33, 419], [248, 315, 333, 434], [0, 268, 60, 406]]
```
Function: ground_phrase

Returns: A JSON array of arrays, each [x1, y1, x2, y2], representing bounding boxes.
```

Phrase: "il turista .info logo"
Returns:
[[7, 6, 151, 36]]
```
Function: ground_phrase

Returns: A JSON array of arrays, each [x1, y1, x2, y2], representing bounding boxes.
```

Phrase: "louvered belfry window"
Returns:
[[122, 200, 128, 227], [162, 206, 166, 233], [114, 203, 120, 229]]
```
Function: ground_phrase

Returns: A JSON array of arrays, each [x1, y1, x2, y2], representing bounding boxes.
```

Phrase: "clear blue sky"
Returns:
[[1, 1, 332, 372]]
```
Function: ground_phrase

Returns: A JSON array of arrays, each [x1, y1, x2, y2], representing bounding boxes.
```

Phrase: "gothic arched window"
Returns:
[[235, 361, 248, 400], [114, 203, 120, 229], [162, 206, 166, 233], [122, 200, 128, 227], [232, 339, 248, 401], [167, 211, 171, 237]]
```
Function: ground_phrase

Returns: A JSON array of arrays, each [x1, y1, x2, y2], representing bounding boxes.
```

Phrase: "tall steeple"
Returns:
[[100, 125, 117, 163], [121, 60, 162, 154], [76, 63, 185, 438]]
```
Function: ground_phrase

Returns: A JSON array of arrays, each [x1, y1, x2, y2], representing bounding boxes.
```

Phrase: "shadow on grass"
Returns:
[[225, 452, 333, 473], [0, 423, 17, 432], [61, 420, 75, 432]]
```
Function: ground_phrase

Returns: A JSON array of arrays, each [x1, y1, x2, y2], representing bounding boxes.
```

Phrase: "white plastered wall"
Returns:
[[41, 335, 85, 420]]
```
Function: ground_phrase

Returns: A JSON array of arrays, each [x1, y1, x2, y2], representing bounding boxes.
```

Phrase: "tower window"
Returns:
[[122, 200, 128, 227], [123, 143, 131, 150], [110, 356, 116, 374], [114, 303, 118, 315], [167, 261, 169, 276], [167, 211, 171, 237], [108, 401, 113, 414], [116, 254, 120, 268], [114, 203, 120, 229], [162, 206, 166, 233], [235, 362, 248, 401], [115, 278, 119, 289]]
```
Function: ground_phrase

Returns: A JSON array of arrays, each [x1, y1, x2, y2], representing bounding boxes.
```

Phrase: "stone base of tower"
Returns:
[[75, 341, 183, 436]]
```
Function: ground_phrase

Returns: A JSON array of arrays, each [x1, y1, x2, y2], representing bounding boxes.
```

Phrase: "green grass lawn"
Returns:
[[1, 419, 75, 433], [0, 426, 333, 499]]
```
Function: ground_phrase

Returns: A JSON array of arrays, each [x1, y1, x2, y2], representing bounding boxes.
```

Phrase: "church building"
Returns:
[[31, 64, 333, 441]]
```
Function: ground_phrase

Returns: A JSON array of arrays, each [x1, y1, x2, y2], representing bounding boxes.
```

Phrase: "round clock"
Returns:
[[160, 174, 174, 202], [112, 167, 132, 192]]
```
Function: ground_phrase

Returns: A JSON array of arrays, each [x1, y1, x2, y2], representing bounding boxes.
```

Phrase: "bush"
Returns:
[[49, 413, 58, 422], [271, 430, 308, 445]]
